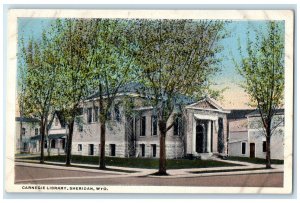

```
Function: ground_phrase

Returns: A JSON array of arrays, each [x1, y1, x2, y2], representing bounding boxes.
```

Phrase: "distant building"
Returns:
[[227, 109, 253, 157], [228, 109, 284, 160], [15, 117, 39, 153], [29, 112, 67, 155], [247, 109, 284, 160]]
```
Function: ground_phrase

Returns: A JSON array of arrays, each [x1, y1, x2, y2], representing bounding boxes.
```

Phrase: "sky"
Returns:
[[17, 18, 282, 110]]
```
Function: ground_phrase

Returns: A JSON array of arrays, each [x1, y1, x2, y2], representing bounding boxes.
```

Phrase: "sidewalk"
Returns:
[[15, 158, 283, 179]]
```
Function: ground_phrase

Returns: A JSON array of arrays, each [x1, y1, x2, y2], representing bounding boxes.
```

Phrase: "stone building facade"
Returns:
[[19, 94, 230, 160], [70, 96, 230, 159]]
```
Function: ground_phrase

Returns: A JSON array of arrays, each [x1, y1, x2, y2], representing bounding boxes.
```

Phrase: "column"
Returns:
[[192, 118, 196, 154], [207, 120, 211, 153]]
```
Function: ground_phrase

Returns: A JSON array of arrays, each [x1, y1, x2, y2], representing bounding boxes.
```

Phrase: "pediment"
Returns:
[[192, 100, 218, 109], [187, 98, 224, 111]]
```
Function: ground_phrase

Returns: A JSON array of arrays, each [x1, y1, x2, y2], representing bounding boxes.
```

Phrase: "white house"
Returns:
[[27, 112, 67, 155], [247, 109, 284, 160], [15, 117, 40, 153], [227, 109, 284, 160], [227, 110, 253, 157]]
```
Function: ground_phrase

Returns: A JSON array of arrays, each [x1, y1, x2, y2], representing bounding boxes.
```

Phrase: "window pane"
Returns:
[[87, 108, 92, 123], [242, 143, 246, 154], [174, 116, 181, 136], [152, 115, 157, 136], [152, 144, 156, 157], [141, 116, 146, 136], [94, 107, 99, 122], [263, 141, 266, 152]]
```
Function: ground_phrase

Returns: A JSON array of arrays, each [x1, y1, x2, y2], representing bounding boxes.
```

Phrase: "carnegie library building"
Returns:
[[16, 84, 231, 160], [15, 84, 284, 160]]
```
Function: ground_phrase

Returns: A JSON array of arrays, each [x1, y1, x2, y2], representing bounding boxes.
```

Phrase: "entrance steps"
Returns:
[[199, 153, 213, 160]]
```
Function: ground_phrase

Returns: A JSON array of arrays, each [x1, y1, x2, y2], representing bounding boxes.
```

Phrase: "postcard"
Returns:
[[5, 9, 294, 194]]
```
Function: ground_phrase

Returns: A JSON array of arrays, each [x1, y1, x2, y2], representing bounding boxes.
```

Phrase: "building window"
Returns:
[[35, 128, 39, 135], [88, 144, 94, 155], [242, 142, 246, 155], [78, 144, 82, 151], [55, 117, 59, 126], [141, 116, 146, 136], [51, 140, 56, 149], [152, 115, 157, 136], [140, 144, 145, 157], [94, 107, 99, 122], [22, 128, 26, 136], [44, 140, 47, 149], [263, 141, 267, 152], [152, 144, 157, 157], [114, 105, 121, 122], [173, 116, 181, 136], [110, 144, 116, 156], [87, 108, 93, 124]]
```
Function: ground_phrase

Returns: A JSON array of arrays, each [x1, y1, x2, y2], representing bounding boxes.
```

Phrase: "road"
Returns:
[[15, 165, 283, 187]]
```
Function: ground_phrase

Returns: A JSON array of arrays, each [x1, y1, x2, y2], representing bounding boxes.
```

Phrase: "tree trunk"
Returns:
[[266, 126, 272, 169], [19, 120, 23, 153], [39, 119, 45, 164], [66, 119, 75, 166], [158, 120, 167, 175], [99, 121, 106, 169], [47, 131, 50, 157]]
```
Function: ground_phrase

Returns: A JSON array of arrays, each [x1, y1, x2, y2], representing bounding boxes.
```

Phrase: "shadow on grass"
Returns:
[[18, 155, 241, 169], [227, 156, 284, 165], [15, 160, 137, 173], [191, 167, 272, 174]]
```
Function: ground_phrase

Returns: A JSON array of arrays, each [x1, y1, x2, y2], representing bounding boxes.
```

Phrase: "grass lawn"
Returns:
[[227, 156, 284, 165], [191, 167, 266, 174], [19, 155, 241, 169]]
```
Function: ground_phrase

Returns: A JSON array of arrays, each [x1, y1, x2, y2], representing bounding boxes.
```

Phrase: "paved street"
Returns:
[[15, 164, 283, 187]]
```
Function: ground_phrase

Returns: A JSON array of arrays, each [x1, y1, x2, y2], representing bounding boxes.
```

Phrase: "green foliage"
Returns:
[[129, 19, 227, 124], [19, 20, 63, 122], [235, 21, 284, 132], [89, 19, 139, 122], [53, 19, 96, 122]]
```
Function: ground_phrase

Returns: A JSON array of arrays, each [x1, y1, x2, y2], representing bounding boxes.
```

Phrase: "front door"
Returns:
[[250, 143, 255, 158], [196, 123, 205, 153]]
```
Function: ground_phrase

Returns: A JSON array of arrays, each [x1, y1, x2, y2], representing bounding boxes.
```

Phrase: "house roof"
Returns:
[[86, 82, 145, 100], [228, 139, 248, 144], [227, 109, 254, 120], [246, 109, 285, 117], [15, 117, 40, 123], [47, 111, 67, 128], [86, 82, 196, 106], [229, 119, 248, 132], [55, 111, 67, 128], [30, 133, 66, 141]]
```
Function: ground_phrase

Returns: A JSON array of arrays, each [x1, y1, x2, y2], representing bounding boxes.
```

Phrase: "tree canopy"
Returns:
[[235, 21, 285, 168]]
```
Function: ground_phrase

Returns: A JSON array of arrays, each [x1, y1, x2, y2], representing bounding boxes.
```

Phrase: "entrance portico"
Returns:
[[185, 97, 230, 159], [192, 114, 218, 156]]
